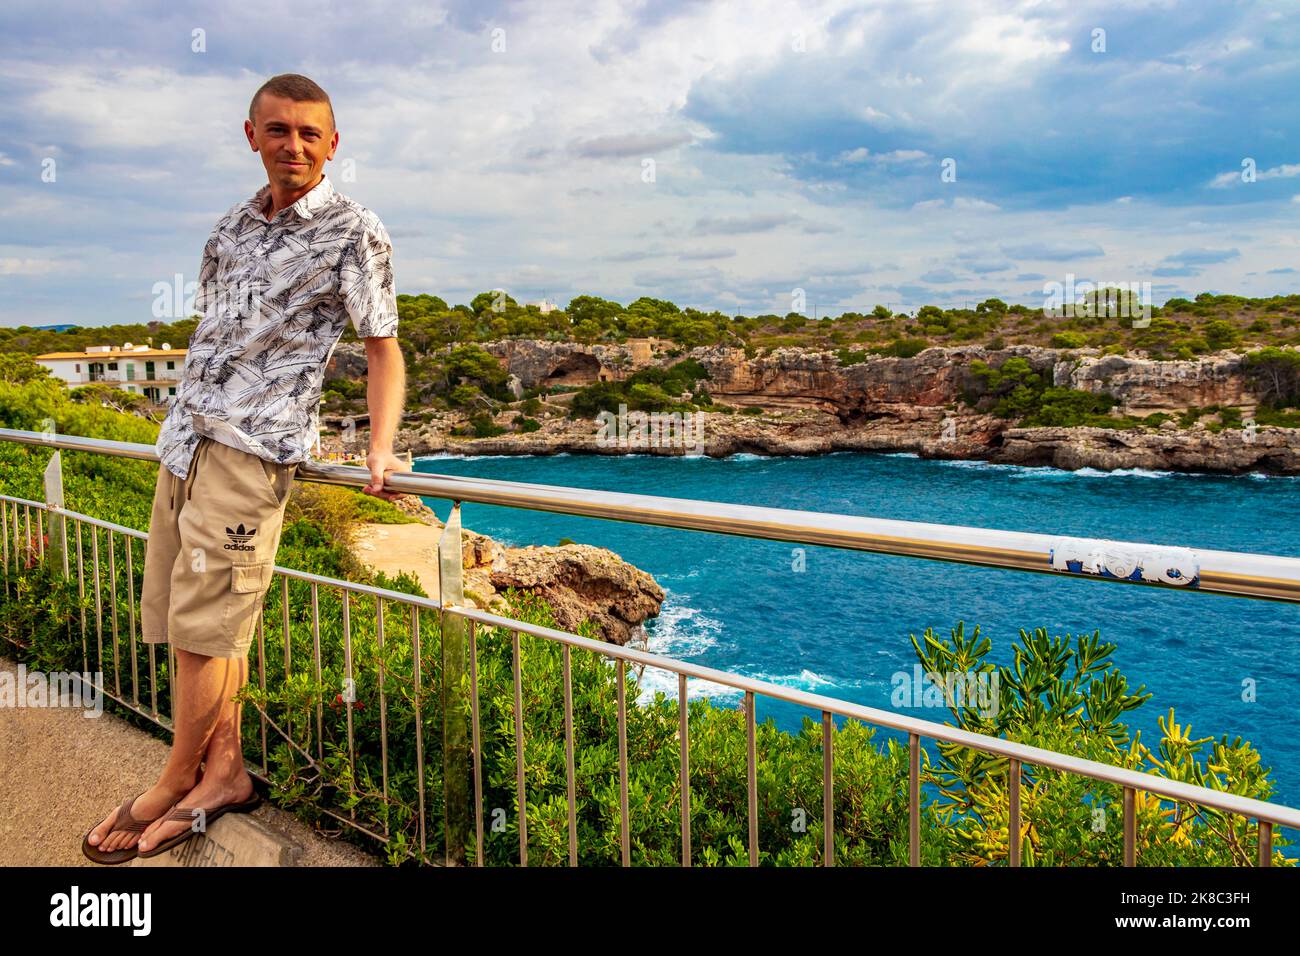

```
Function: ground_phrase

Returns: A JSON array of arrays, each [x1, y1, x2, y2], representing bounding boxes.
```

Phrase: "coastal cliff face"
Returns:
[[484, 340, 1264, 419], [331, 339, 1300, 475], [1059, 353, 1253, 415], [367, 495, 665, 646], [688, 344, 988, 416], [995, 424, 1300, 473], [395, 406, 1300, 474]]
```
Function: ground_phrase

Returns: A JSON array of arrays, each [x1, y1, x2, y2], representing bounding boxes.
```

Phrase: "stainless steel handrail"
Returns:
[[4, 427, 1299, 603]]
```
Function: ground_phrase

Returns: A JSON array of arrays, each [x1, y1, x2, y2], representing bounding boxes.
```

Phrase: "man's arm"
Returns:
[[362, 336, 406, 499]]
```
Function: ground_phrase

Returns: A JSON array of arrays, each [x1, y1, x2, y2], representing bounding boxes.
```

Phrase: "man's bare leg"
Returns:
[[136, 652, 256, 852], [87, 647, 246, 852]]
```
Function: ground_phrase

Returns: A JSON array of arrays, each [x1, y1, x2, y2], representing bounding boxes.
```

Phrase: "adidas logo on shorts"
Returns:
[[224, 523, 257, 551]]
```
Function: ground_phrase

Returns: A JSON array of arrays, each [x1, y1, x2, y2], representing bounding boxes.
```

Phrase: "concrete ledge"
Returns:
[[131, 812, 304, 867]]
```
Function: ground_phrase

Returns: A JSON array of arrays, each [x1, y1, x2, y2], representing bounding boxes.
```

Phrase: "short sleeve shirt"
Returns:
[[156, 174, 398, 480]]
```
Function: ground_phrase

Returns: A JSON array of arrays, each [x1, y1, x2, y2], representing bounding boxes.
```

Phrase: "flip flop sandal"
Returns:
[[136, 791, 263, 859], [82, 792, 168, 865]]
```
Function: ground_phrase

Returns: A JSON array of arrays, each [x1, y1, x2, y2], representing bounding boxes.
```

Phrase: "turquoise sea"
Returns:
[[413, 451, 1300, 810]]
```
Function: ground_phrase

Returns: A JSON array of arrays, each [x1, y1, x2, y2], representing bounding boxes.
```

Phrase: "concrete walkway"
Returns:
[[0, 654, 380, 867]]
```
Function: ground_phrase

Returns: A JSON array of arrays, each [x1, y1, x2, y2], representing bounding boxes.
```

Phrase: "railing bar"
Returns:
[[412, 604, 427, 858], [75, 520, 88, 677], [618, 658, 630, 867], [909, 732, 920, 867], [746, 690, 757, 867], [107, 529, 120, 698], [91, 525, 103, 682], [343, 589, 355, 819], [256, 613, 267, 776], [135, 531, 155, 720], [562, 642, 577, 867], [376, 598, 389, 838], [679, 673, 691, 868], [168, 642, 176, 727], [1009, 758, 1021, 867], [0, 493, 146, 539], [59, 497, 69, 579], [36, 505, 44, 560], [511, 628, 527, 866], [312, 582, 322, 763], [281, 575, 291, 747], [2, 499, 9, 593], [823, 710, 833, 867], [469, 618, 483, 867], [1123, 787, 1136, 867], [125, 536, 139, 708]]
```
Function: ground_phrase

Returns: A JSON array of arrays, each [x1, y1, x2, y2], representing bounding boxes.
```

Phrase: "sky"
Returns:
[[1, 0, 1298, 327]]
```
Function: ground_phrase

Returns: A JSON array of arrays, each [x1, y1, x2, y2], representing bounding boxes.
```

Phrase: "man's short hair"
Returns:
[[249, 74, 335, 130]]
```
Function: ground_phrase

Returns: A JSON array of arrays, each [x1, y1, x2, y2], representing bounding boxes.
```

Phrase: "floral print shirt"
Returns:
[[156, 174, 398, 479]]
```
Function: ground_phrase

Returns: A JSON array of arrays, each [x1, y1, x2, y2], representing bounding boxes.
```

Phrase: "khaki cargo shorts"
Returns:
[[141, 435, 298, 659]]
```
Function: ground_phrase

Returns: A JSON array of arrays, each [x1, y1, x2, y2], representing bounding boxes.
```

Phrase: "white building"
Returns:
[[35, 342, 185, 404]]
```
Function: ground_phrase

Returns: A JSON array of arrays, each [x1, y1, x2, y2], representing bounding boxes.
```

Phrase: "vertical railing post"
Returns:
[[822, 711, 833, 867], [438, 502, 470, 866], [908, 732, 920, 866], [1008, 758, 1021, 867], [42, 448, 69, 578], [1123, 787, 1136, 867], [1258, 821, 1273, 867]]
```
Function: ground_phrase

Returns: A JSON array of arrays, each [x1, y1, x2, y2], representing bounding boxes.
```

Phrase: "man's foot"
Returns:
[[86, 780, 193, 854], [137, 771, 256, 854]]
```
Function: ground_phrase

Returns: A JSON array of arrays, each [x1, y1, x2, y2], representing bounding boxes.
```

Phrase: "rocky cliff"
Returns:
[[1058, 353, 1254, 415], [331, 339, 1300, 475], [483, 340, 1266, 418], [361, 494, 665, 645]]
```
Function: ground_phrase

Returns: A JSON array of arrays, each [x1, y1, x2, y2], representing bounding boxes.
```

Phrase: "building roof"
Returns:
[[35, 348, 187, 360]]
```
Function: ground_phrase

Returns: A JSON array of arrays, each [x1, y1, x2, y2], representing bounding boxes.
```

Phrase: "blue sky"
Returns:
[[1, 0, 1298, 327]]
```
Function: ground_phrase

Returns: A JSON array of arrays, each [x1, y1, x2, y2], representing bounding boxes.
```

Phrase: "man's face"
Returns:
[[244, 93, 338, 192]]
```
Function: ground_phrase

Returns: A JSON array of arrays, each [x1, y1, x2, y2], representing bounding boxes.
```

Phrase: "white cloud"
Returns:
[[955, 15, 1070, 69], [1209, 162, 1300, 188]]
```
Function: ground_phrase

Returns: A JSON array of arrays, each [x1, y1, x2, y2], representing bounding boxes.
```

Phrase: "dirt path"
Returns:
[[351, 522, 442, 597], [0, 654, 380, 867]]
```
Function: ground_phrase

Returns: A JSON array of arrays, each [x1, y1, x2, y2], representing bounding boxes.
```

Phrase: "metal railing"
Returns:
[[2, 425, 1298, 867]]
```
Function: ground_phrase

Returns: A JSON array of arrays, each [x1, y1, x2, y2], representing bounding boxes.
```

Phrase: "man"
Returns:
[[83, 73, 406, 863]]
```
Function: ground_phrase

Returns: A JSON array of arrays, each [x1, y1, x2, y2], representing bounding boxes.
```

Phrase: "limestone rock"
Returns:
[[490, 544, 666, 645]]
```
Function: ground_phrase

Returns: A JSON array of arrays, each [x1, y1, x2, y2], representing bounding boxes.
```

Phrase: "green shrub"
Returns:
[[836, 348, 869, 366], [1050, 331, 1087, 349], [875, 338, 929, 358], [468, 412, 507, 438], [569, 360, 709, 418]]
